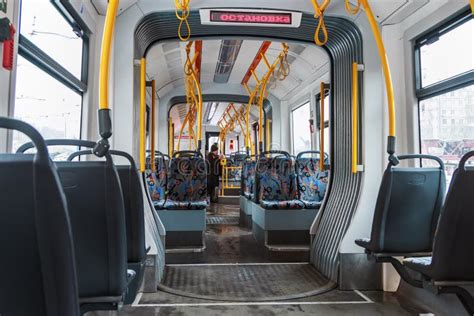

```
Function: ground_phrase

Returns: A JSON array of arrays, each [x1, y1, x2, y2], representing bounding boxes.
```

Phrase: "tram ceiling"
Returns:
[[145, 39, 329, 101]]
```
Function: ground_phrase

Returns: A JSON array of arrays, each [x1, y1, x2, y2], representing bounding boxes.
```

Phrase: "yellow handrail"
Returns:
[[319, 81, 326, 171], [352, 63, 358, 174], [140, 58, 146, 172], [265, 118, 271, 152], [361, 0, 395, 139], [168, 119, 174, 155], [151, 80, 156, 172], [99, 0, 119, 110]]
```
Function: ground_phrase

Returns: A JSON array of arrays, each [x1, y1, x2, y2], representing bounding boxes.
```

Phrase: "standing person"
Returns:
[[207, 143, 222, 203]]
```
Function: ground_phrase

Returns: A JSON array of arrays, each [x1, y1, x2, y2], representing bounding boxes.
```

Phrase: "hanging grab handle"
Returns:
[[175, 0, 191, 41], [310, 0, 331, 46]]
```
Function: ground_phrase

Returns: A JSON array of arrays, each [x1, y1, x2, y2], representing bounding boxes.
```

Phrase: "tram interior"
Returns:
[[0, 1, 473, 316]]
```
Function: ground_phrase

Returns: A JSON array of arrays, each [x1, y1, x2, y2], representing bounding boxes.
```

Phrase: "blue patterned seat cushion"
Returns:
[[145, 170, 166, 204], [296, 158, 329, 204], [256, 157, 303, 209], [163, 200, 208, 210], [260, 200, 305, 210], [167, 157, 208, 203], [257, 157, 298, 201], [242, 160, 256, 198]]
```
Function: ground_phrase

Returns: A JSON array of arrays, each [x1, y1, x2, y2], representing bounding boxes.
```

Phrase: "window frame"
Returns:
[[413, 9, 473, 100], [15, 0, 90, 146], [415, 8, 474, 164], [291, 100, 312, 155]]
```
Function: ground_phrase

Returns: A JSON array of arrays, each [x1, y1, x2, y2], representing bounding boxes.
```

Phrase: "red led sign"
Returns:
[[210, 11, 292, 25]]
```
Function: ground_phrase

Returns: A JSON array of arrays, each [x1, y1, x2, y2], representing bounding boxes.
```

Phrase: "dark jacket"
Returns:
[[207, 152, 221, 189]]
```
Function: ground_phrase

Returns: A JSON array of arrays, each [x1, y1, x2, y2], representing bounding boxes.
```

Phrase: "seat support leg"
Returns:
[[374, 256, 422, 288]]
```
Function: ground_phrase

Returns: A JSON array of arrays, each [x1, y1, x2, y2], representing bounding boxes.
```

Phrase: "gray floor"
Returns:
[[158, 263, 332, 301], [116, 202, 412, 315]]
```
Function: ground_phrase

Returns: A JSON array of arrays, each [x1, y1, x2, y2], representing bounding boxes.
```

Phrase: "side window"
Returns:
[[416, 10, 473, 184], [12, 1, 88, 158], [291, 101, 312, 155]]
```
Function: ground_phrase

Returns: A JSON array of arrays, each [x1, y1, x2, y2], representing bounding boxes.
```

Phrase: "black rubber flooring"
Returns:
[[206, 214, 240, 225], [157, 263, 333, 301]]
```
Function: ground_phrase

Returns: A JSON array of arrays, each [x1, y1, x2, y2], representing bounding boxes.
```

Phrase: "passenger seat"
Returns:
[[295, 151, 329, 209], [355, 154, 446, 254], [17, 139, 130, 314], [0, 118, 80, 316], [164, 151, 208, 210], [256, 151, 304, 209]]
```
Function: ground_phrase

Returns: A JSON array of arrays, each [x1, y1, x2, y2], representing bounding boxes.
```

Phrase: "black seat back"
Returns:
[[430, 151, 474, 281], [68, 150, 146, 264], [369, 155, 446, 253], [18, 140, 128, 299], [0, 118, 80, 316]]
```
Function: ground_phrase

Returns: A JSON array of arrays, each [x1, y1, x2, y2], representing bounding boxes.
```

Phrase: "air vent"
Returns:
[[288, 44, 306, 55], [214, 40, 243, 83], [163, 41, 180, 53], [287, 55, 297, 64]]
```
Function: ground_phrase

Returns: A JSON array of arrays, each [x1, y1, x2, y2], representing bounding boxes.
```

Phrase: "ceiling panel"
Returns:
[[91, 0, 137, 16]]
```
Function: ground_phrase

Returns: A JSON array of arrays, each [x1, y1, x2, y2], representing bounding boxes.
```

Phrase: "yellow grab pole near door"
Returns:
[[99, 0, 119, 110], [140, 58, 146, 172], [266, 118, 271, 152], [94, 0, 119, 157], [352, 62, 358, 174], [319, 82, 326, 171], [151, 80, 156, 172], [168, 119, 174, 156]]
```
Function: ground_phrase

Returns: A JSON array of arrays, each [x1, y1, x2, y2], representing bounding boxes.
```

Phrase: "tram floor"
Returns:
[[113, 202, 414, 315], [165, 202, 310, 264]]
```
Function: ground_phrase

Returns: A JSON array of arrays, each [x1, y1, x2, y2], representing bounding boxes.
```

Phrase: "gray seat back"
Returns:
[[430, 151, 474, 281], [18, 140, 128, 299], [369, 155, 446, 253], [0, 118, 80, 316]]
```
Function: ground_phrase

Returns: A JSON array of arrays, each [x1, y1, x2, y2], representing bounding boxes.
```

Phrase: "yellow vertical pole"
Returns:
[[352, 63, 358, 174], [266, 118, 271, 152], [151, 80, 156, 172], [140, 58, 146, 172], [99, 0, 119, 110], [168, 119, 174, 156], [319, 82, 326, 171]]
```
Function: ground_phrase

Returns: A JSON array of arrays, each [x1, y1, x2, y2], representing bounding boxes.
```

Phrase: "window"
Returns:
[[416, 10, 473, 183], [20, 2, 84, 78], [291, 102, 312, 155], [12, 1, 88, 155], [416, 14, 472, 88]]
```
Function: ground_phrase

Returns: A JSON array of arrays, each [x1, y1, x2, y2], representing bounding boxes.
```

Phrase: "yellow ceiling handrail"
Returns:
[[347, 0, 397, 157]]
